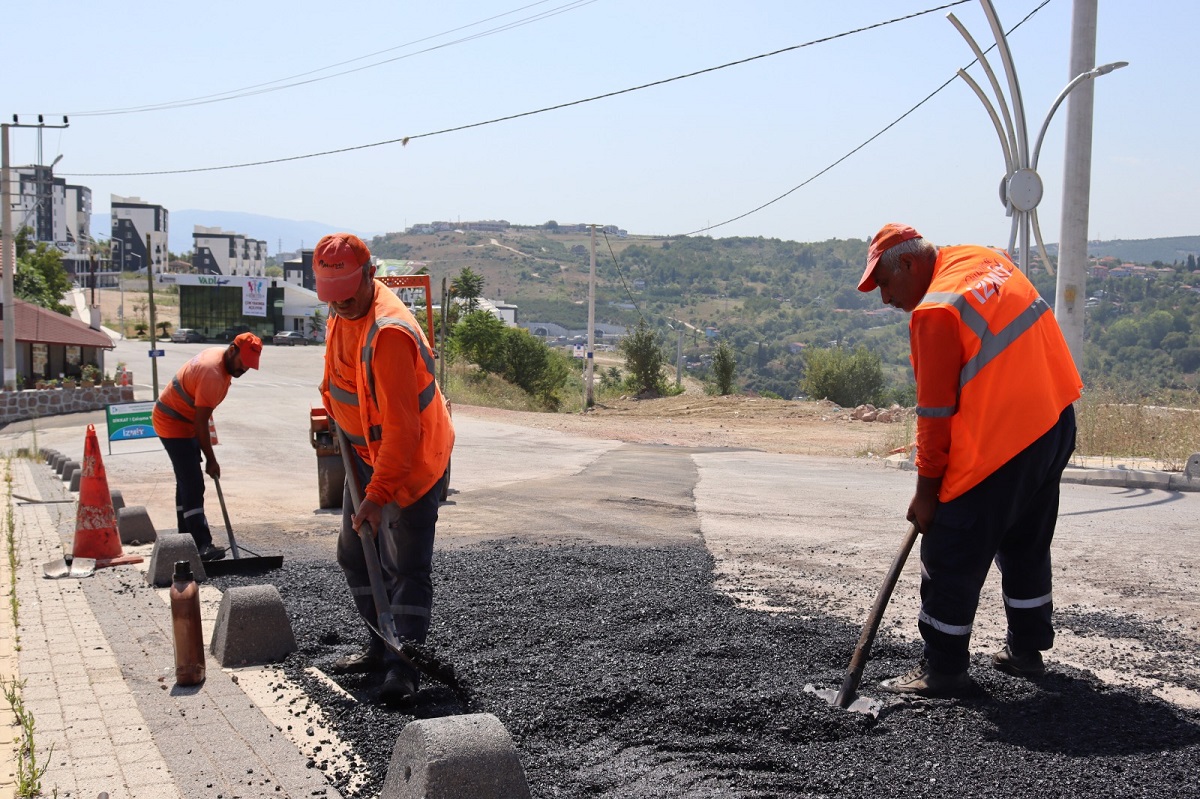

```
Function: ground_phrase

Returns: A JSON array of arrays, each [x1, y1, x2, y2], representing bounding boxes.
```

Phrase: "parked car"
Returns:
[[171, 328, 205, 343], [216, 325, 253, 342], [273, 331, 310, 346]]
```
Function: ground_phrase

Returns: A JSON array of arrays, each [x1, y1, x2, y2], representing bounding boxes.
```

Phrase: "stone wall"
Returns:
[[0, 385, 138, 425]]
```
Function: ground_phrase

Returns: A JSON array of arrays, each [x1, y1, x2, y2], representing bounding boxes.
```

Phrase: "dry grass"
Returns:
[[1074, 390, 1200, 471]]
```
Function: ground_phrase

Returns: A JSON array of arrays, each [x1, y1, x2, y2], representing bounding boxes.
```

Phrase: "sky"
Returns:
[[5, 0, 1197, 255]]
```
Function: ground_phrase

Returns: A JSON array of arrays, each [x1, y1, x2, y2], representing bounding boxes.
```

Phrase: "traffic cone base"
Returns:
[[73, 424, 142, 569]]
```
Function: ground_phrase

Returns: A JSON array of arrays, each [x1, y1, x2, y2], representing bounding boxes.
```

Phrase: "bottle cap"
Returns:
[[173, 560, 194, 580]]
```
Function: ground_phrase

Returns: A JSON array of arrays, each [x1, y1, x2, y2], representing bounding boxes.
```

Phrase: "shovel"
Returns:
[[202, 477, 284, 576], [806, 523, 919, 716], [42, 552, 96, 579], [335, 426, 460, 694]]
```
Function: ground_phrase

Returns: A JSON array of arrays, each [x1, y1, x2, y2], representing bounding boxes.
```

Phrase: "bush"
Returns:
[[800, 345, 885, 407], [619, 320, 668, 397], [712, 341, 736, 395]]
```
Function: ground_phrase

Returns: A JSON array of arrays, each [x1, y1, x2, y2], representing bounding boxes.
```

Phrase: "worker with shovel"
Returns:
[[153, 332, 262, 561], [314, 233, 454, 706], [857, 223, 1081, 698]]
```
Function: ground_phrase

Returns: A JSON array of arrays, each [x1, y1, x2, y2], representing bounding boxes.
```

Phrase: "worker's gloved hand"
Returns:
[[205, 459, 221, 481], [353, 498, 383, 536]]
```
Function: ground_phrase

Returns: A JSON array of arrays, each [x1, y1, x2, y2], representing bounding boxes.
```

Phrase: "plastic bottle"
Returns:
[[169, 560, 206, 686]]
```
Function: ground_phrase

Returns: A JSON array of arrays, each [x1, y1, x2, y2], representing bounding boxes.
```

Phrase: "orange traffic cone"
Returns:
[[73, 424, 143, 568]]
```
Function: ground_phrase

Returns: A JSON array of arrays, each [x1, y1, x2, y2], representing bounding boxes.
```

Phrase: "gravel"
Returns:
[[212, 541, 1200, 799]]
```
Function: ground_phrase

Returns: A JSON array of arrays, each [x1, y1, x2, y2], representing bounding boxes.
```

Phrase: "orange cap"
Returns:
[[858, 223, 922, 292], [313, 233, 371, 302], [233, 332, 262, 369]]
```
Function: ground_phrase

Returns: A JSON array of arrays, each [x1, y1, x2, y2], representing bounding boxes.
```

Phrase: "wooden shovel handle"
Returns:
[[834, 524, 920, 708]]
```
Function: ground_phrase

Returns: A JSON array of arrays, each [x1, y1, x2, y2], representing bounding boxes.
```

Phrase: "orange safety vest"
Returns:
[[321, 283, 454, 507], [152, 348, 232, 439], [914, 246, 1082, 501]]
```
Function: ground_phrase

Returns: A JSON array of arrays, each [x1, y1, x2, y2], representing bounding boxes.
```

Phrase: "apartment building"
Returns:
[[111, 195, 168, 274], [193, 226, 267, 276], [11, 165, 93, 275]]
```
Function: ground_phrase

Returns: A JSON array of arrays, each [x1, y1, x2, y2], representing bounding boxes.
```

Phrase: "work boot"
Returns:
[[991, 645, 1045, 679], [880, 660, 971, 698], [330, 644, 386, 674], [380, 663, 419, 707], [199, 544, 226, 562]]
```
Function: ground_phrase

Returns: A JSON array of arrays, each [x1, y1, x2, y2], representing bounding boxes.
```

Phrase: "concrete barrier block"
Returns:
[[110, 489, 126, 512], [69, 470, 81, 492], [146, 534, 206, 587], [118, 506, 158, 545], [1185, 453, 1200, 481], [209, 585, 297, 667], [42, 449, 59, 464], [52, 454, 67, 474], [382, 713, 531, 799], [61, 461, 80, 483]]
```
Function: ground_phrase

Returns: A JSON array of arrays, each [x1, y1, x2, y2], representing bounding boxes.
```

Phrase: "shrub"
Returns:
[[619, 320, 668, 397], [801, 345, 885, 407]]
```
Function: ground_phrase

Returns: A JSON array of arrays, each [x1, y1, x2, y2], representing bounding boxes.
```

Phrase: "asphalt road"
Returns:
[[7, 337, 1197, 711]]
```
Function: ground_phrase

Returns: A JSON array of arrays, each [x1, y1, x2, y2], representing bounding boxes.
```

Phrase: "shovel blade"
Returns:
[[803, 683, 883, 717], [42, 559, 70, 579], [69, 558, 96, 578]]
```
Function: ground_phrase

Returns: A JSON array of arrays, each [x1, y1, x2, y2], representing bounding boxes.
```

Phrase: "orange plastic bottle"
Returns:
[[169, 560, 206, 686]]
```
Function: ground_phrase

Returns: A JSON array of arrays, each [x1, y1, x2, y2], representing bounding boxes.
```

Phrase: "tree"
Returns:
[[452, 311, 507, 373], [308, 308, 327, 340], [14, 226, 72, 314], [450, 266, 485, 313], [801, 345, 885, 407], [157, 320, 173, 337], [619, 320, 667, 396], [713, 340, 736, 395]]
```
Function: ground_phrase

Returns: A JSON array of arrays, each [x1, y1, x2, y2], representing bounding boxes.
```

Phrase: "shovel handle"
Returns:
[[213, 477, 241, 559], [335, 426, 403, 653], [834, 523, 919, 708]]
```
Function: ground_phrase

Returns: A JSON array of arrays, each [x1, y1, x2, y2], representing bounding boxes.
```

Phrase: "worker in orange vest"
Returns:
[[153, 333, 262, 561], [858, 223, 1082, 697], [315, 233, 454, 706]]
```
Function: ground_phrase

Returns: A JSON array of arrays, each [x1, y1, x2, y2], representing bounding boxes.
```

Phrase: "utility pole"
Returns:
[[147, 233, 160, 397], [1, 114, 68, 389], [1055, 0, 1099, 370], [585, 224, 597, 408], [675, 327, 683, 389]]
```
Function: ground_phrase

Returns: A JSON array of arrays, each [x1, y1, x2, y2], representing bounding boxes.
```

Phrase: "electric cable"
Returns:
[[49, 1, 598, 117], [64, 0, 973, 177], [600, 229, 646, 325]]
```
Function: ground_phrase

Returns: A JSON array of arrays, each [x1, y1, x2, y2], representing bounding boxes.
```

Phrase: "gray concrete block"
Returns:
[[1185, 453, 1200, 481], [1169, 473, 1200, 492], [111, 489, 126, 511], [42, 449, 59, 464], [61, 461, 80, 483], [147, 534, 207, 587], [52, 453, 67, 473], [209, 585, 297, 667], [118, 506, 158, 545], [382, 713, 531, 799], [69, 469, 81, 492]]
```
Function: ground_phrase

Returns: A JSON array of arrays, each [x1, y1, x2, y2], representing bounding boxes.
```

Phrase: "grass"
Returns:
[[1074, 389, 1200, 471]]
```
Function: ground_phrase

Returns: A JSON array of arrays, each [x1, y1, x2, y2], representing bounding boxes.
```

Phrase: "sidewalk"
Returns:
[[2, 458, 344, 799]]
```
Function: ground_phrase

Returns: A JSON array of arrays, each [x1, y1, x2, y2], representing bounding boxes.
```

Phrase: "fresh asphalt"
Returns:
[[2, 338, 1198, 797]]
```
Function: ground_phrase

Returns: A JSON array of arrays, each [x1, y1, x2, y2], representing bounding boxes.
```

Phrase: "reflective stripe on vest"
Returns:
[[362, 317, 437, 413], [328, 382, 359, 407], [156, 376, 196, 424], [916, 292, 1051, 390]]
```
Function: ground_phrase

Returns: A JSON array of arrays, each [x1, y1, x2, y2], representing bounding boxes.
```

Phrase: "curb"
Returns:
[[882, 456, 1200, 493]]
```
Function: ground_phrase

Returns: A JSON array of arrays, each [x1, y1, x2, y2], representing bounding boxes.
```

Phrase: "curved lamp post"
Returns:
[[948, 0, 1126, 274]]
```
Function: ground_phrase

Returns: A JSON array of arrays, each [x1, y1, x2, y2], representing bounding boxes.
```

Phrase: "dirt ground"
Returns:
[[458, 394, 909, 459]]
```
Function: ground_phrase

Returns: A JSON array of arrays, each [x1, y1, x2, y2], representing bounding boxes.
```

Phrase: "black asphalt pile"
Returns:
[[212, 543, 1200, 798]]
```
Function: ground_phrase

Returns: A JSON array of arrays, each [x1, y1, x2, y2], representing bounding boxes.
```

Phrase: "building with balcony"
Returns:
[[192, 226, 267, 276], [111, 195, 168, 274]]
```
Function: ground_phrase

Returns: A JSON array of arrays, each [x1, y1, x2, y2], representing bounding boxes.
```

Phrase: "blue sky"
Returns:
[[6, 1, 1196, 253]]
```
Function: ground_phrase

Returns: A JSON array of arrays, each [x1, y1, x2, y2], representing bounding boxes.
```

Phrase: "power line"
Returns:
[[64, 0, 973, 178], [679, 0, 1054, 237], [50, 1, 598, 118]]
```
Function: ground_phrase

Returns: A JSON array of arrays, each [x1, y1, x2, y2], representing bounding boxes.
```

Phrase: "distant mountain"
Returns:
[[1043, 235, 1200, 266], [90, 210, 379, 257]]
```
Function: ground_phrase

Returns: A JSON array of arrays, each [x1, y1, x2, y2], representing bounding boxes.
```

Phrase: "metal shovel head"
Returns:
[[803, 683, 882, 717], [42, 556, 97, 579]]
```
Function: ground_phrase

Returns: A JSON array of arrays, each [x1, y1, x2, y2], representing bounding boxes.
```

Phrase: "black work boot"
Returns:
[[380, 662, 420, 706], [199, 544, 226, 562]]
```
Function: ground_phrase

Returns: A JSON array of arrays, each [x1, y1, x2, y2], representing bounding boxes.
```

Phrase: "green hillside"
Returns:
[[369, 228, 1200, 401]]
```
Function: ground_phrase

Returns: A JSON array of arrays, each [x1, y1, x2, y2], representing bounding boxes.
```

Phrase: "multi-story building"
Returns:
[[11, 165, 93, 276], [192, 226, 267, 276], [111, 195, 168, 274]]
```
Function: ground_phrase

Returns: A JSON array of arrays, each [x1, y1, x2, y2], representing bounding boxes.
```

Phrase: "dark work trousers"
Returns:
[[160, 436, 215, 550], [336, 446, 443, 667], [918, 404, 1077, 675]]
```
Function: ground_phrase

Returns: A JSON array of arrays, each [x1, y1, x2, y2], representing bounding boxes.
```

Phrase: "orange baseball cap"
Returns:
[[858, 223, 922, 292], [233, 332, 262, 370], [313, 233, 371, 302]]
